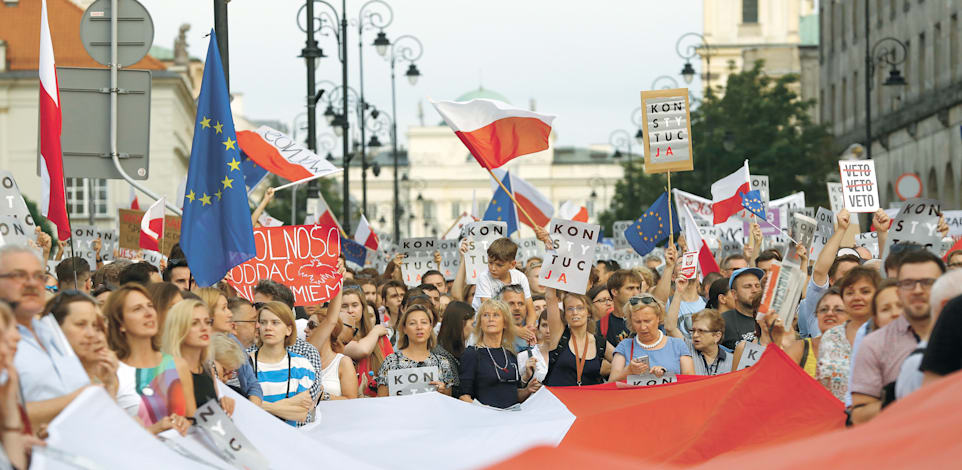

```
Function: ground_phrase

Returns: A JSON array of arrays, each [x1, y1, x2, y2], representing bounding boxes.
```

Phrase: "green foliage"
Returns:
[[22, 196, 58, 243], [260, 176, 346, 227], [600, 61, 835, 233]]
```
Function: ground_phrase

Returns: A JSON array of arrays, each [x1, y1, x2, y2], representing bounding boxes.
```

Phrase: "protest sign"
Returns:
[[735, 341, 767, 371], [387, 366, 440, 396], [678, 251, 698, 279], [743, 206, 782, 237], [257, 212, 284, 228], [438, 239, 459, 280], [751, 175, 770, 203], [827, 182, 845, 214], [640, 88, 693, 173], [839, 160, 880, 212], [786, 214, 817, 263], [770, 192, 806, 217], [625, 372, 678, 387], [673, 189, 713, 227], [70, 225, 119, 268], [463, 221, 508, 285], [882, 198, 942, 258], [612, 221, 633, 250], [0, 171, 38, 243], [399, 237, 438, 287], [118, 209, 182, 255], [340, 236, 368, 270], [226, 224, 342, 306], [944, 210, 962, 237], [610, 248, 644, 269], [540, 218, 600, 295], [856, 231, 880, 259], [515, 238, 545, 264], [193, 399, 270, 470], [757, 260, 805, 330]]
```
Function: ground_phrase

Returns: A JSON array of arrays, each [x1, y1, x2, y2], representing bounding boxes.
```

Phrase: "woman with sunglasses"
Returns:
[[543, 287, 614, 386], [609, 294, 694, 382], [161, 299, 235, 416], [46, 291, 119, 396], [339, 288, 391, 398], [106, 284, 194, 435], [251, 301, 315, 426], [377, 304, 455, 397]]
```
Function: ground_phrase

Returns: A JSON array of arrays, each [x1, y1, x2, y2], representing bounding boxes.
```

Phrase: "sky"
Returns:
[[140, 0, 704, 151]]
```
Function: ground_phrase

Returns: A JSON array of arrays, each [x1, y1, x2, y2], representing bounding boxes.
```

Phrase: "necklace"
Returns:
[[484, 346, 510, 373], [636, 330, 664, 349], [571, 333, 589, 386]]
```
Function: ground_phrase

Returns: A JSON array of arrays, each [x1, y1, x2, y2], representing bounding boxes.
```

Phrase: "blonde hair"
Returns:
[[257, 301, 297, 347], [211, 333, 245, 370], [395, 304, 438, 350], [472, 299, 518, 353], [161, 299, 210, 365], [624, 295, 666, 332], [194, 287, 224, 319]]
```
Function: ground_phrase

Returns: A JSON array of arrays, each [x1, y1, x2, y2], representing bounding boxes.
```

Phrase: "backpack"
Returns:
[[543, 327, 606, 385]]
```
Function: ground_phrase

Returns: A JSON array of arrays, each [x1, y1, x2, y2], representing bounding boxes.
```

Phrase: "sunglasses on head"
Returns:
[[628, 295, 661, 307]]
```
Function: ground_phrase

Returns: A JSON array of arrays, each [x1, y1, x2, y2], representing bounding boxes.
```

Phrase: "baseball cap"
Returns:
[[728, 267, 766, 290]]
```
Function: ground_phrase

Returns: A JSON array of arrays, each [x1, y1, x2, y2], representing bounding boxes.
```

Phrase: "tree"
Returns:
[[23, 196, 58, 243], [600, 61, 835, 234]]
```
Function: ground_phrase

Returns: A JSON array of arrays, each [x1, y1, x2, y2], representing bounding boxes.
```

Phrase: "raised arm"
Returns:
[[250, 187, 275, 227], [812, 209, 850, 286], [545, 287, 565, 350], [872, 209, 891, 259], [652, 243, 677, 303], [309, 261, 345, 351], [451, 240, 469, 302], [664, 276, 687, 339]]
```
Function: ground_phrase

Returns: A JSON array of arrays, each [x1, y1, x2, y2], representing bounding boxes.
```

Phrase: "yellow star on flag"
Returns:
[[213, 122, 223, 134], [215, 190, 223, 200], [227, 158, 241, 171], [200, 193, 212, 206], [186, 190, 196, 203], [222, 137, 236, 150], [221, 176, 234, 189], [200, 117, 211, 129]]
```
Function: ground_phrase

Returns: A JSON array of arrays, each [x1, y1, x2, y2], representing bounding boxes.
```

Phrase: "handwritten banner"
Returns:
[[463, 221, 508, 285], [118, 208, 182, 255], [540, 218, 600, 295], [227, 224, 342, 306]]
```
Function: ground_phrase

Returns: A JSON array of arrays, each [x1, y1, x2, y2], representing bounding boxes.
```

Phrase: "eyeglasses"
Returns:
[[949, 262, 962, 269], [816, 306, 846, 315], [0, 270, 46, 283], [690, 328, 719, 335], [897, 278, 937, 291], [564, 305, 586, 314], [592, 297, 613, 304], [252, 302, 267, 310], [628, 295, 662, 307]]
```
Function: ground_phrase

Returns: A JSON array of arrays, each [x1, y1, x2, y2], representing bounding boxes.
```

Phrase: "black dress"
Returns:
[[459, 346, 522, 409], [543, 327, 604, 387], [192, 371, 218, 407]]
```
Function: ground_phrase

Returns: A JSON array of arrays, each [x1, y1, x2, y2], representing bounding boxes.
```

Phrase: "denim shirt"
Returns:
[[229, 334, 264, 399], [15, 317, 90, 402]]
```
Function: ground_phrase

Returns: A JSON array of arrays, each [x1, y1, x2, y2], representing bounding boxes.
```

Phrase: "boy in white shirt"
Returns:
[[471, 237, 538, 330]]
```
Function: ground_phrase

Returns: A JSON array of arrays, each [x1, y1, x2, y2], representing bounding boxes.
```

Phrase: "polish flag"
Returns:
[[128, 186, 140, 210], [307, 193, 342, 233], [559, 200, 589, 223], [38, 0, 70, 240], [491, 169, 554, 228], [431, 99, 556, 169], [139, 197, 165, 252], [236, 126, 341, 183], [710, 160, 751, 225], [443, 213, 479, 240], [682, 203, 720, 275], [354, 215, 379, 251]]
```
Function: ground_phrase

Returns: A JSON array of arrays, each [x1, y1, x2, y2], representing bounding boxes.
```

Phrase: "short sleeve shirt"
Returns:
[[850, 316, 920, 399], [614, 336, 691, 375], [472, 269, 531, 311], [376, 350, 457, 388], [14, 317, 90, 402]]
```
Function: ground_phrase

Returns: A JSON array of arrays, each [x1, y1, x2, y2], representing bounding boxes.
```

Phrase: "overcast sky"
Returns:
[[140, 0, 704, 150]]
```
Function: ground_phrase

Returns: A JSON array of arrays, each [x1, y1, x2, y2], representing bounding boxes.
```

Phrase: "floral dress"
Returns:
[[816, 324, 851, 401]]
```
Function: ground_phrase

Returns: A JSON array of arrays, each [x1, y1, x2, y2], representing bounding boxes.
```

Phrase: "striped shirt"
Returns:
[[252, 350, 315, 427]]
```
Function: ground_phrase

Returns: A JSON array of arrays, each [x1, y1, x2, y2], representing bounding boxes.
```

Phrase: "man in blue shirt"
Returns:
[[0, 245, 90, 426], [226, 297, 264, 405]]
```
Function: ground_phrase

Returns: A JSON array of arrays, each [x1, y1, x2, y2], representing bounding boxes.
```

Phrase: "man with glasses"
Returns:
[[720, 267, 765, 350], [0, 245, 90, 426], [850, 250, 945, 425], [224, 297, 264, 405]]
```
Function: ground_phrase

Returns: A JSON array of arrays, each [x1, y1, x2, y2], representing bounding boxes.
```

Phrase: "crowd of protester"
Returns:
[[0, 204, 960, 467]]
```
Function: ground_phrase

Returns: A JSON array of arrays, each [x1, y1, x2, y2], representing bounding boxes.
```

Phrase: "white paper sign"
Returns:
[[399, 237, 438, 287], [827, 182, 845, 214], [70, 225, 119, 268], [625, 372, 678, 387], [673, 189, 714, 227], [387, 366, 440, 396], [515, 238, 545, 264], [735, 341, 767, 371], [613, 220, 633, 250], [463, 221, 508, 285], [882, 198, 942, 258], [0, 170, 38, 242], [751, 175, 770, 203], [839, 160, 880, 213], [193, 398, 270, 470], [540, 218, 601, 295], [437, 239, 459, 280], [678, 251, 698, 279], [0, 215, 33, 247], [943, 210, 962, 237]]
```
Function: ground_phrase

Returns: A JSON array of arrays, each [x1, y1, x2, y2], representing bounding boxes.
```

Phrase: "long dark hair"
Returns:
[[436, 301, 473, 358]]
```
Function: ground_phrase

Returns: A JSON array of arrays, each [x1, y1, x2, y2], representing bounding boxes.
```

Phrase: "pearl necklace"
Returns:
[[636, 330, 664, 349]]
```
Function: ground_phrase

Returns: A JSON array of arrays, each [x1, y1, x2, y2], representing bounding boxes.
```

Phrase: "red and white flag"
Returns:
[[38, 0, 70, 240], [128, 186, 140, 210], [491, 169, 554, 228], [710, 160, 751, 225], [558, 200, 589, 223], [443, 212, 479, 240], [139, 197, 165, 252], [431, 98, 556, 169], [306, 193, 342, 232], [236, 126, 341, 183], [682, 203, 720, 275], [354, 215, 379, 251]]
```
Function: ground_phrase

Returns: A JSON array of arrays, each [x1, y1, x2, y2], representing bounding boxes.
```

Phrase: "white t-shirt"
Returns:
[[115, 361, 140, 417], [517, 345, 549, 383], [319, 353, 345, 398], [471, 268, 531, 311]]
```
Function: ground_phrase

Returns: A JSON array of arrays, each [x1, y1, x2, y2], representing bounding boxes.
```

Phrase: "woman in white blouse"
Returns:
[[517, 311, 550, 383]]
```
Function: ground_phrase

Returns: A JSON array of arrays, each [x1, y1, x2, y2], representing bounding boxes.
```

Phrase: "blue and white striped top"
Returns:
[[252, 350, 316, 427]]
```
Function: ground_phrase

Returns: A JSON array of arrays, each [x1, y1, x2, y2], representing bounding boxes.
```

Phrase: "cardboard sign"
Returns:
[[757, 260, 805, 330], [640, 88, 694, 173], [856, 231, 880, 259], [463, 221, 508, 285], [787, 214, 817, 262], [839, 160, 880, 213], [735, 341, 767, 371], [678, 251, 698, 279], [387, 366, 440, 396], [539, 218, 601, 295], [0, 171, 38, 243], [193, 399, 269, 470], [882, 198, 943, 258], [751, 175, 770, 203], [70, 225, 118, 268], [827, 182, 845, 214], [625, 372, 678, 387], [226, 224, 342, 306], [673, 189, 714, 227], [118, 209, 182, 256], [399, 237, 438, 287]]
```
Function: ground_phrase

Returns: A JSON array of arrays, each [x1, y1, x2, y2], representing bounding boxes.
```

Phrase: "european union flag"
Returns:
[[624, 192, 681, 256], [341, 236, 367, 269], [181, 31, 256, 287], [740, 190, 767, 220], [240, 149, 268, 194], [482, 171, 518, 236]]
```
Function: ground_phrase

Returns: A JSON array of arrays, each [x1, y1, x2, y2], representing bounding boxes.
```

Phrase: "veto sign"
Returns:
[[839, 160, 880, 212], [640, 88, 694, 173], [387, 366, 440, 396], [539, 218, 600, 295], [118, 208, 182, 255], [226, 224, 342, 306], [463, 221, 508, 285]]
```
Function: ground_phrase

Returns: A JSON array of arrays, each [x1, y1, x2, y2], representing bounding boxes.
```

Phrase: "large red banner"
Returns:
[[227, 224, 342, 306]]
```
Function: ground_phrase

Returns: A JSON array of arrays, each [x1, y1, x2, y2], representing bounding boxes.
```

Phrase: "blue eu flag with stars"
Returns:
[[624, 192, 681, 256], [740, 190, 767, 220], [483, 171, 518, 236], [181, 31, 256, 287]]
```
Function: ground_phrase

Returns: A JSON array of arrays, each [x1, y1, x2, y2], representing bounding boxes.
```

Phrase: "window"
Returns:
[[952, 15, 959, 82], [840, 3, 847, 50], [831, 84, 837, 124], [890, 0, 896, 20], [65, 178, 109, 218], [841, 78, 848, 125], [934, 23, 942, 87], [820, 88, 825, 122], [742, 0, 758, 23], [450, 201, 461, 218], [919, 33, 926, 91], [819, 7, 825, 63], [877, 0, 883, 27], [853, 70, 859, 123], [852, 0, 858, 44]]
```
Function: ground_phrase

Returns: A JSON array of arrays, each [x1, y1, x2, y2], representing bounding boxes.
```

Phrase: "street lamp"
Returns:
[[609, 129, 632, 193], [651, 75, 680, 90], [675, 32, 712, 95], [864, 36, 907, 159], [383, 33, 424, 241]]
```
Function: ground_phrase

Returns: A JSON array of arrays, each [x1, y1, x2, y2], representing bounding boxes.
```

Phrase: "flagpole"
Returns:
[[272, 169, 343, 191], [747, 207, 800, 245], [485, 168, 538, 228], [666, 171, 674, 244]]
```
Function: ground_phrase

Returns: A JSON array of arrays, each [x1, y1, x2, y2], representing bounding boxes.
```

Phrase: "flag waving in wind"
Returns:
[[711, 160, 751, 225], [431, 98, 556, 169], [139, 197, 165, 252], [181, 31, 256, 287], [483, 172, 519, 236], [490, 169, 554, 229], [740, 190, 767, 220], [236, 126, 341, 184], [38, 0, 70, 240], [354, 215, 379, 251], [682, 204, 720, 276], [624, 192, 680, 257]]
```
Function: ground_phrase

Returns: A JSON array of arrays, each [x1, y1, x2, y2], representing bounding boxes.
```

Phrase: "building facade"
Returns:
[[819, 0, 962, 209]]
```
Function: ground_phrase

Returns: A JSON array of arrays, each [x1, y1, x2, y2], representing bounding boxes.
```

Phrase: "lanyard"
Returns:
[[571, 334, 589, 386], [254, 348, 292, 398]]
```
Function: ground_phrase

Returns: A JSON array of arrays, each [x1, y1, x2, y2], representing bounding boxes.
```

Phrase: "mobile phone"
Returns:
[[632, 355, 649, 368]]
